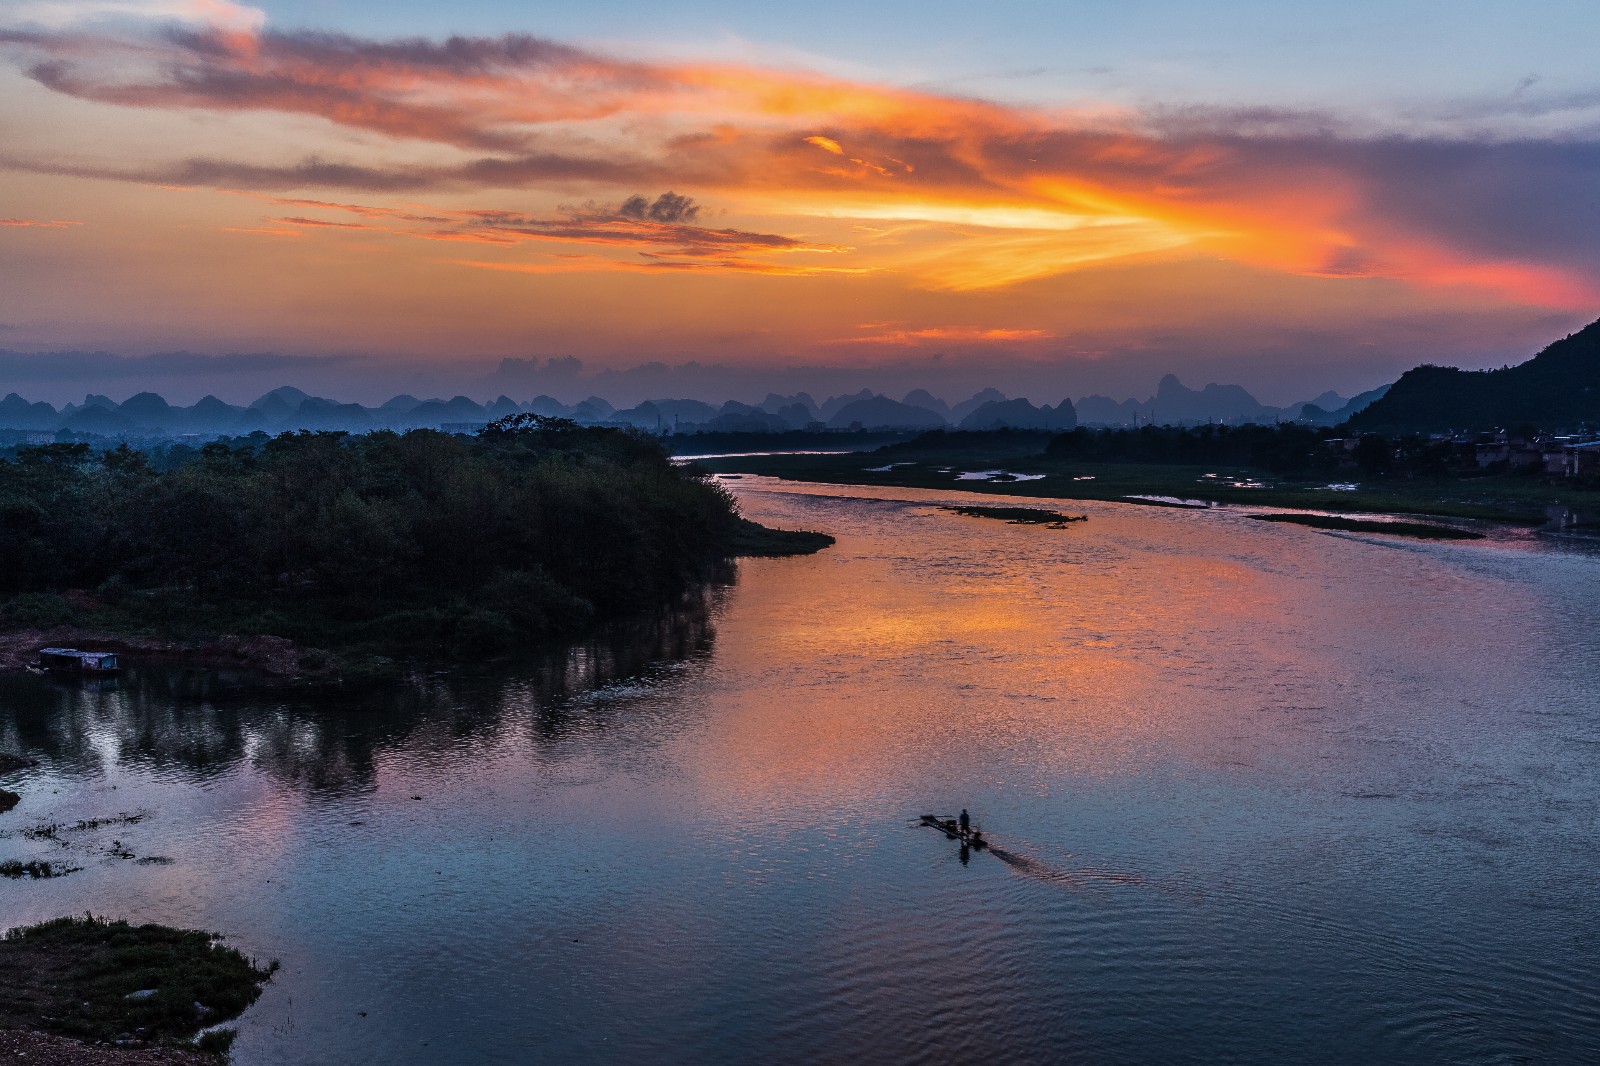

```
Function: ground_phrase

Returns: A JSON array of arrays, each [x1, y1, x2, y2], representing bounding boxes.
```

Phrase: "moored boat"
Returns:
[[35, 648, 122, 675]]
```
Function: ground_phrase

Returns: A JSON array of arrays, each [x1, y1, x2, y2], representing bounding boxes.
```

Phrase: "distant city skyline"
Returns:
[[2, 0, 1597, 399]]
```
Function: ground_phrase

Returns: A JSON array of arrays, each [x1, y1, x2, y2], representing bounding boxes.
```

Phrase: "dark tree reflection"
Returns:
[[0, 584, 725, 796]]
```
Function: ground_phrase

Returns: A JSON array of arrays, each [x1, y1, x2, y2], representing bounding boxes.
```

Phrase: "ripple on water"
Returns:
[[2, 478, 1599, 1064]]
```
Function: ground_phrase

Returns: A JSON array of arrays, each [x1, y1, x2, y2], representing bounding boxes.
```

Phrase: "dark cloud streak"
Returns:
[[618, 191, 699, 223]]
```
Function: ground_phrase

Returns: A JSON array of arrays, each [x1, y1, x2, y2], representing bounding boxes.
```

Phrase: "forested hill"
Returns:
[[0, 415, 826, 663], [1348, 317, 1600, 433]]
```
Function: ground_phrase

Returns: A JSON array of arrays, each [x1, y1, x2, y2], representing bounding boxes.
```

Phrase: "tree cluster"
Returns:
[[0, 416, 744, 657], [1044, 424, 1341, 477]]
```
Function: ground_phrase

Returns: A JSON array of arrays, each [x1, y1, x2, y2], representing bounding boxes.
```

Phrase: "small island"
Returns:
[[943, 505, 1087, 527], [0, 916, 276, 1061], [1248, 513, 1484, 540], [0, 415, 832, 687]]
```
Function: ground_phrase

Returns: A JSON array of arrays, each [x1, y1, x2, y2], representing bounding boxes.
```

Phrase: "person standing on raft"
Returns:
[[959, 809, 970, 834]]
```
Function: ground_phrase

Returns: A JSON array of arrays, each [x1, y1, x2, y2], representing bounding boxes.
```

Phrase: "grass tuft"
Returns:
[[725, 518, 835, 557], [0, 916, 275, 1051], [0, 859, 77, 879]]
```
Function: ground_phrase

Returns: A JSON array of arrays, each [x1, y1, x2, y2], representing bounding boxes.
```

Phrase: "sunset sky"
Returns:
[[3, 0, 1599, 404]]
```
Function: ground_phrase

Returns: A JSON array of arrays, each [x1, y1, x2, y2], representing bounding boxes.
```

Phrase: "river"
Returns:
[[3, 477, 1599, 1064]]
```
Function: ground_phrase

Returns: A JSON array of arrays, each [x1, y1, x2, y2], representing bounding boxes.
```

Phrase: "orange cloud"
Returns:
[[261, 196, 452, 224], [0, 218, 81, 227], [453, 256, 869, 278], [274, 215, 370, 229], [3, 17, 1598, 311], [219, 225, 301, 236], [840, 325, 1058, 346], [206, 188, 852, 271]]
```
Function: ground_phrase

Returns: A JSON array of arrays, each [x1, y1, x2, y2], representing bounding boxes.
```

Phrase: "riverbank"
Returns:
[[0, 515, 830, 692], [0, 1030, 217, 1065], [726, 517, 837, 556], [1248, 513, 1485, 539], [0, 422, 833, 691], [0, 627, 348, 687], [695, 446, 1586, 526]]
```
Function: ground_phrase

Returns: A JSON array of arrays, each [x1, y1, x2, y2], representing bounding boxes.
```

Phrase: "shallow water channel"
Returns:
[[3, 478, 1599, 1064]]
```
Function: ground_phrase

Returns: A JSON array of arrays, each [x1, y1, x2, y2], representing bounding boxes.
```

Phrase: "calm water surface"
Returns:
[[3, 478, 1599, 1064]]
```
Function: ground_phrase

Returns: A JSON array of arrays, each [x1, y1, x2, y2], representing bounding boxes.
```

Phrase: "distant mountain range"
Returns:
[[1349, 317, 1600, 433], [1074, 374, 1386, 428], [14, 315, 1600, 440], [0, 376, 1385, 439]]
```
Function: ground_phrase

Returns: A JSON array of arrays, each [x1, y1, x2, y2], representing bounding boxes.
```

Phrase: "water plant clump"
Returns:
[[0, 916, 277, 1051], [0, 859, 78, 878], [25, 811, 147, 842], [944, 505, 1087, 527]]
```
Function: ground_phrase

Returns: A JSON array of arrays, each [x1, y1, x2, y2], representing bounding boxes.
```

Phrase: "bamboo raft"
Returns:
[[920, 814, 987, 849]]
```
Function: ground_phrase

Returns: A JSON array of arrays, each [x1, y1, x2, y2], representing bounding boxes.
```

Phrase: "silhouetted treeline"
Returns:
[[0, 416, 746, 656], [665, 428, 913, 456], [1045, 424, 1340, 476], [1040, 422, 1600, 485]]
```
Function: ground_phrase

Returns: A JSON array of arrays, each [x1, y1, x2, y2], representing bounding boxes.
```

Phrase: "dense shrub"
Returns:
[[0, 416, 745, 655]]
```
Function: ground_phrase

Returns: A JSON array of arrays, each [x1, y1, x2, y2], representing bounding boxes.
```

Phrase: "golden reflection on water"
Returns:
[[6, 476, 1599, 1066], [686, 477, 1552, 807]]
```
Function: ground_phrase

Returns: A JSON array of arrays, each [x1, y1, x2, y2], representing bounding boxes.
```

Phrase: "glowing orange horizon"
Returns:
[[0, 7, 1595, 370]]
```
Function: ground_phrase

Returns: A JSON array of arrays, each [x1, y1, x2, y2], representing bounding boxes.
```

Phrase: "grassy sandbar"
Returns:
[[0, 916, 276, 1054]]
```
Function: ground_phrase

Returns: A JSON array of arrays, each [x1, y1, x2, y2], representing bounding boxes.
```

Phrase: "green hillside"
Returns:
[[1349, 317, 1600, 433]]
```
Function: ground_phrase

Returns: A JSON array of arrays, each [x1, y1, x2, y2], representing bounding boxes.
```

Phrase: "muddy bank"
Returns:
[[0, 627, 366, 690], [0, 1029, 218, 1065], [1248, 512, 1485, 540], [725, 517, 835, 556], [943, 504, 1088, 526]]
